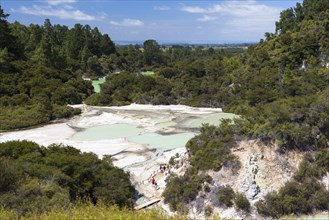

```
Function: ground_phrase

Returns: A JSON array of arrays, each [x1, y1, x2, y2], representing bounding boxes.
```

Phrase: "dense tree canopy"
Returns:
[[143, 39, 163, 66], [0, 141, 135, 216], [0, 7, 119, 130]]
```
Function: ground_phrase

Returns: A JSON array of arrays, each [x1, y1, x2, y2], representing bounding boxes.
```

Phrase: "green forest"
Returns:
[[0, 141, 135, 215], [1, 0, 329, 218], [0, 5, 245, 130], [162, 0, 329, 217]]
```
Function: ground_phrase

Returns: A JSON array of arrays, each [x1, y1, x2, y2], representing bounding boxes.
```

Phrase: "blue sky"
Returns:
[[2, 0, 302, 43]]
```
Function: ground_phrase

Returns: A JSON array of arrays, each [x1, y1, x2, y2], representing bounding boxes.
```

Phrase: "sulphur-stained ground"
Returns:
[[164, 140, 307, 219]]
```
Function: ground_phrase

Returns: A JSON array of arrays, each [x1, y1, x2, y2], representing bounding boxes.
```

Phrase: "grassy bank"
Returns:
[[0, 203, 187, 220]]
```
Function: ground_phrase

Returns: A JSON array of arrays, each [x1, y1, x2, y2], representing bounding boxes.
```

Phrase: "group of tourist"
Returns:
[[149, 164, 168, 188]]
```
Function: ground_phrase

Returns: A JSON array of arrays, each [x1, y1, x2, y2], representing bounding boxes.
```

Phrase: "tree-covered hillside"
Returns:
[[0, 6, 244, 130], [0, 141, 135, 215], [91, 0, 329, 151], [0, 6, 117, 130], [161, 0, 329, 217]]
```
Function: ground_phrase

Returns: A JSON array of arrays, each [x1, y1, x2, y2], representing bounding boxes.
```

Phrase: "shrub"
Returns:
[[234, 193, 250, 212], [0, 141, 135, 216], [204, 205, 213, 217], [203, 184, 211, 193], [186, 120, 241, 171], [216, 186, 235, 207], [256, 151, 329, 218], [52, 105, 81, 119], [163, 168, 212, 212]]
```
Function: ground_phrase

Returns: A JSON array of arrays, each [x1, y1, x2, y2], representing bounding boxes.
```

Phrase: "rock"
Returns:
[[195, 196, 205, 213], [239, 155, 261, 199], [321, 173, 329, 190], [239, 175, 253, 192], [246, 182, 260, 199], [251, 164, 259, 175], [174, 157, 181, 163]]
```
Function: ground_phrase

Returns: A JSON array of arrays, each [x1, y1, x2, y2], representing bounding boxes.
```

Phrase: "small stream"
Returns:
[[91, 78, 106, 93]]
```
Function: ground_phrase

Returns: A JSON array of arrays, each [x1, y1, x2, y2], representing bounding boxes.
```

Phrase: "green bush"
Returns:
[[256, 151, 329, 218], [203, 184, 211, 193], [0, 141, 135, 216], [216, 186, 235, 207], [204, 205, 213, 217], [186, 120, 241, 171], [162, 168, 212, 212], [52, 105, 81, 119], [234, 193, 250, 212]]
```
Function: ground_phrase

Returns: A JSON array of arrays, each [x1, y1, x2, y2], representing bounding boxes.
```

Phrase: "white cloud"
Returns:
[[182, 0, 282, 35], [198, 15, 217, 22], [226, 16, 276, 31], [43, 0, 77, 5], [13, 0, 108, 21], [110, 19, 144, 27], [109, 21, 120, 26], [182, 1, 281, 17], [154, 6, 171, 11], [62, 4, 75, 10], [17, 5, 95, 21], [182, 5, 224, 14]]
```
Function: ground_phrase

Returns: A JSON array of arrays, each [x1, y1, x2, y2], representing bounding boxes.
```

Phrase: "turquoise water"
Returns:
[[92, 78, 106, 93], [72, 124, 142, 141], [71, 111, 238, 150], [72, 123, 194, 149]]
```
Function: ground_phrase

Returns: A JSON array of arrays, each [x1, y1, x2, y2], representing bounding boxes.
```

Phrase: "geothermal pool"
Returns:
[[72, 123, 195, 150], [0, 104, 238, 200], [0, 104, 237, 168], [70, 107, 236, 150]]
